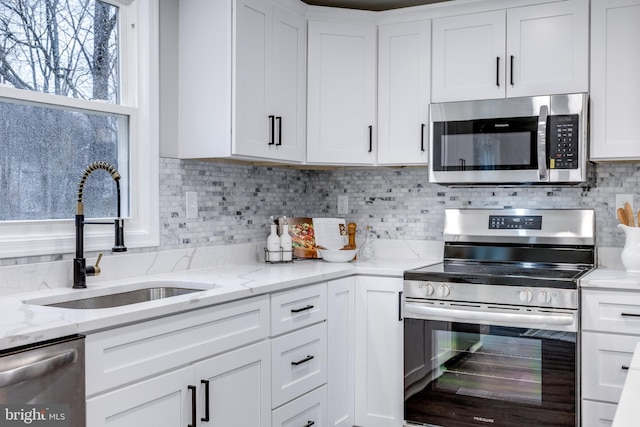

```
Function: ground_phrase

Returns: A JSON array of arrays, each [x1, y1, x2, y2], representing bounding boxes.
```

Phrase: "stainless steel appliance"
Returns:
[[403, 208, 595, 427], [0, 335, 85, 427], [428, 94, 589, 185]]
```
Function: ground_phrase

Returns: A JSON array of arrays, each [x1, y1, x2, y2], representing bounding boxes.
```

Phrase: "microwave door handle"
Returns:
[[537, 105, 549, 182]]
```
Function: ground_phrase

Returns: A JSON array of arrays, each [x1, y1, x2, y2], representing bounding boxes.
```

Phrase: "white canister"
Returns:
[[619, 224, 640, 273]]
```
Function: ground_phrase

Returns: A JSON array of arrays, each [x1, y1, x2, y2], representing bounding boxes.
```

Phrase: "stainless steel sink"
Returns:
[[40, 285, 206, 309]]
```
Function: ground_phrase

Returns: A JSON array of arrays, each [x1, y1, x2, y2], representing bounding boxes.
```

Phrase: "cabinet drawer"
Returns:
[[583, 289, 640, 334], [86, 295, 269, 396], [581, 399, 617, 427], [272, 385, 327, 427], [271, 283, 327, 336], [582, 331, 637, 403], [272, 322, 327, 408]]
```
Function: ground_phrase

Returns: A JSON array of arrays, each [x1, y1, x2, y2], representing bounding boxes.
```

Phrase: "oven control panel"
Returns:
[[488, 215, 542, 230], [403, 280, 577, 309]]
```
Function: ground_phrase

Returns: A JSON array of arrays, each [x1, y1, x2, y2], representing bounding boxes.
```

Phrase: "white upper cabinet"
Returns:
[[377, 20, 431, 165], [178, 0, 306, 162], [432, 0, 588, 102], [306, 20, 377, 165], [590, 0, 640, 161]]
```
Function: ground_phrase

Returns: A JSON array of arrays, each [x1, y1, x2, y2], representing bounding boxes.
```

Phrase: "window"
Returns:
[[0, 0, 159, 258]]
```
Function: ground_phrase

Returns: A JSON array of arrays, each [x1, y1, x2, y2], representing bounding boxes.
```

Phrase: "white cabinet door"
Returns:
[[194, 341, 271, 427], [582, 400, 617, 427], [377, 20, 431, 165], [178, 0, 304, 163], [431, 10, 505, 102], [307, 20, 377, 165], [271, 5, 306, 162], [432, 1, 588, 103], [234, 0, 305, 162], [328, 277, 355, 427], [235, 0, 273, 157], [590, 0, 640, 160], [87, 366, 194, 427], [506, 0, 588, 98], [354, 276, 403, 427]]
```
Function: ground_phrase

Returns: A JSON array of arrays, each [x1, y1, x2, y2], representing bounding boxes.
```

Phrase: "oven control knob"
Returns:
[[438, 284, 451, 298], [519, 288, 533, 303], [538, 290, 552, 304], [420, 282, 435, 297]]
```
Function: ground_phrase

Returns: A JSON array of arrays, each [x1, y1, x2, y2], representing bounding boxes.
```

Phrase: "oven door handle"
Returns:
[[404, 302, 574, 327]]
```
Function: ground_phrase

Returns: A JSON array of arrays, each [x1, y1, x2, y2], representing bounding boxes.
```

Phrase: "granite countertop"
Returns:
[[0, 257, 435, 351]]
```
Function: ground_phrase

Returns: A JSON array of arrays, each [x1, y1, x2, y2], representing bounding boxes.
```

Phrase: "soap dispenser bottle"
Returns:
[[267, 220, 280, 262], [280, 218, 293, 261]]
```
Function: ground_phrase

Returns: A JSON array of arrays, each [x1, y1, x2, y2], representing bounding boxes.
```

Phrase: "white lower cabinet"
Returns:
[[581, 288, 640, 427], [354, 276, 404, 427], [85, 296, 271, 427], [88, 342, 271, 427], [328, 277, 356, 427], [272, 385, 327, 427]]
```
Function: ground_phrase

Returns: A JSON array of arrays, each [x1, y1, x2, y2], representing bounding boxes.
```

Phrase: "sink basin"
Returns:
[[46, 287, 203, 309], [24, 281, 212, 310]]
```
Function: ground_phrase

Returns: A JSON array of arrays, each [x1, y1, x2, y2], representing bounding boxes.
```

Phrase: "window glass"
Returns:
[[0, 0, 119, 102], [0, 0, 128, 221]]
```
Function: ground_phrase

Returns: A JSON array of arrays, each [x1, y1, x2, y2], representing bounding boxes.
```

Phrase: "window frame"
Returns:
[[0, 0, 159, 258]]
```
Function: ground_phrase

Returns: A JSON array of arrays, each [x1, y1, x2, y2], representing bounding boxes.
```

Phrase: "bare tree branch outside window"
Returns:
[[0, 0, 128, 221]]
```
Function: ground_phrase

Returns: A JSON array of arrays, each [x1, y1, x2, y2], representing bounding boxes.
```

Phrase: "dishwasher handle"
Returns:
[[0, 349, 78, 388]]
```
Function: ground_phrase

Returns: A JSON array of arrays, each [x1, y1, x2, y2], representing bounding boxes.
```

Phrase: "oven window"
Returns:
[[404, 320, 576, 427], [433, 326, 542, 405]]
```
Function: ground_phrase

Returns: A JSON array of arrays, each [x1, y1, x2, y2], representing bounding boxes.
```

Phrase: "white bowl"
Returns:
[[317, 249, 357, 263]]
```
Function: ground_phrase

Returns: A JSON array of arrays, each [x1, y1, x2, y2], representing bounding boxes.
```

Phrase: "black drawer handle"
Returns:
[[621, 312, 640, 317], [303, 421, 315, 427], [268, 115, 275, 146], [276, 116, 282, 146], [622, 365, 630, 370], [291, 304, 314, 313], [420, 124, 425, 152], [291, 355, 314, 366], [188, 385, 197, 427], [201, 379, 210, 422], [496, 56, 500, 87], [510, 55, 514, 86]]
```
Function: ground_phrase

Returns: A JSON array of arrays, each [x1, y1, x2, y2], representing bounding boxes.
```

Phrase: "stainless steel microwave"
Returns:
[[428, 93, 589, 185]]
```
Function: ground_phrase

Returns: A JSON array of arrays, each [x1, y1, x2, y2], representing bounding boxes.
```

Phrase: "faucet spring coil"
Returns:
[[76, 161, 121, 204]]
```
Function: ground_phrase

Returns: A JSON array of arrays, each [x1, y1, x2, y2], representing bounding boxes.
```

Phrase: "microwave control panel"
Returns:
[[548, 114, 579, 169]]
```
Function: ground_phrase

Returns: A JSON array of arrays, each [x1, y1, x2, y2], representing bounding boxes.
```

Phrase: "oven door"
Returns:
[[404, 302, 577, 427]]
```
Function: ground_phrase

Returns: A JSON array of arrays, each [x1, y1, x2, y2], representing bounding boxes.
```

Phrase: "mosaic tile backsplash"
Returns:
[[1, 158, 635, 267], [160, 158, 634, 250]]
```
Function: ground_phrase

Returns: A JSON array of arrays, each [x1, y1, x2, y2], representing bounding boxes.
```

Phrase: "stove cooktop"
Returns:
[[404, 261, 592, 289]]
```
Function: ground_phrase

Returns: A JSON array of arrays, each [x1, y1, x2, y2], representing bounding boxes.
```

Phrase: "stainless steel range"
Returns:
[[403, 208, 595, 427]]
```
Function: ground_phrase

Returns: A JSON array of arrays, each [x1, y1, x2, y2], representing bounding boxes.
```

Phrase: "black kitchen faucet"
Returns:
[[73, 161, 127, 289]]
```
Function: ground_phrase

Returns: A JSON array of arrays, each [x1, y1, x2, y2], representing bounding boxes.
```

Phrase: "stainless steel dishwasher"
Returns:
[[0, 335, 85, 427]]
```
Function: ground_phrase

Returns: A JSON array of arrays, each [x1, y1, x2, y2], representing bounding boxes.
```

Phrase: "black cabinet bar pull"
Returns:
[[302, 421, 316, 427], [268, 115, 275, 146], [420, 124, 426, 152], [201, 379, 210, 422], [291, 304, 314, 313], [621, 312, 640, 317], [368, 125, 373, 152], [496, 56, 500, 87], [276, 116, 282, 146], [398, 291, 403, 321], [291, 355, 314, 366], [622, 365, 630, 370], [510, 55, 514, 86], [188, 385, 197, 427]]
